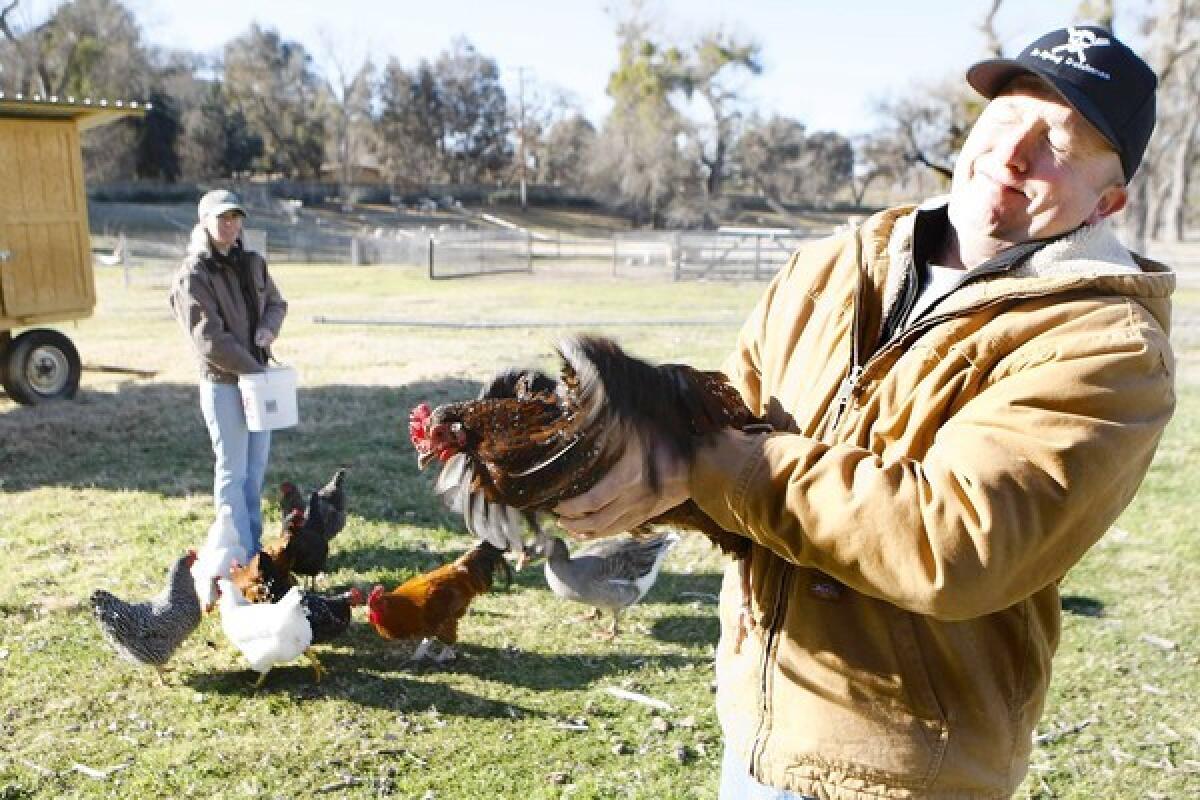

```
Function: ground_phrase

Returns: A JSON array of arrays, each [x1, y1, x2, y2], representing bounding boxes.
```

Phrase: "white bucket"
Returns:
[[238, 365, 298, 431]]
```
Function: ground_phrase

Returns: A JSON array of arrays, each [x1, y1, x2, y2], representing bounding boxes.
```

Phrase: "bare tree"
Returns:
[[978, 0, 1005, 58], [1121, 0, 1198, 249]]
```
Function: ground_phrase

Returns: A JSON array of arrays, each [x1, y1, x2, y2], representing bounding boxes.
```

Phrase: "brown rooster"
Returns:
[[409, 334, 767, 554], [408, 334, 770, 647], [365, 540, 512, 663]]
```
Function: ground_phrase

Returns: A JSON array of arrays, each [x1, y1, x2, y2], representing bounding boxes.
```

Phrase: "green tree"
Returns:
[[222, 24, 327, 178]]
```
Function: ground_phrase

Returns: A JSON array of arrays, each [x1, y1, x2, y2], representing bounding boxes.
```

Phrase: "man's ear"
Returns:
[[1086, 184, 1128, 224]]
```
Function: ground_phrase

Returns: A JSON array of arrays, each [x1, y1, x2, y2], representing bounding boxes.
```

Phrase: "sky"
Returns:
[[21, 0, 1146, 135]]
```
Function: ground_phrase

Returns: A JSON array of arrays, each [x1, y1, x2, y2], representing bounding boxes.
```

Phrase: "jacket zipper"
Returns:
[[752, 227, 870, 775]]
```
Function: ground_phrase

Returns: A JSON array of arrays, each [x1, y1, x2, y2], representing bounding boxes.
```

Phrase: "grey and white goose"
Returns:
[[543, 532, 679, 638]]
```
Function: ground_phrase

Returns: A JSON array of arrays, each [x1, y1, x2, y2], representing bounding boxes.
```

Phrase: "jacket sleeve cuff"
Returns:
[[690, 429, 773, 536]]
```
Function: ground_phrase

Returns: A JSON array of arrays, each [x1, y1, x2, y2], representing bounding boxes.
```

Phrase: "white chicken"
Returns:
[[215, 578, 319, 687], [191, 506, 246, 611]]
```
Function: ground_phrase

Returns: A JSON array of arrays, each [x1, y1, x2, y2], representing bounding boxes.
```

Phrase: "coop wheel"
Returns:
[[1, 329, 82, 404]]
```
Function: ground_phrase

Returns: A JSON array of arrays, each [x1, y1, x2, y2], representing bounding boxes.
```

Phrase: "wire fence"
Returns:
[[427, 230, 533, 279], [93, 226, 828, 283]]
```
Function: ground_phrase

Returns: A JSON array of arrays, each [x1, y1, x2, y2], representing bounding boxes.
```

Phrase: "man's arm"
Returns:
[[692, 305, 1174, 620]]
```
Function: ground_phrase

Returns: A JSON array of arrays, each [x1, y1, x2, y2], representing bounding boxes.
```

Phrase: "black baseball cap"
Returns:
[[966, 25, 1157, 181]]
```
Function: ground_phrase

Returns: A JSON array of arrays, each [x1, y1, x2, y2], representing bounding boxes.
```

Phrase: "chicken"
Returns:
[[215, 578, 319, 687], [229, 549, 296, 604], [91, 551, 203, 681], [279, 481, 305, 520], [365, 540, 511, 663], [256, 491, 329, 590], [303, 588, 364, 644], [408, 334, 770, 649], [416, 368, 558, 568], [314, 467, 348, 541], [191, 505, 247, 611], [543, 532, 679, 638], [286, 489, 331, 586]]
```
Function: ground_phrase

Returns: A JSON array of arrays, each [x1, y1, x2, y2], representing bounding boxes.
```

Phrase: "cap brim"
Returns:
[[966, 58, 1124, 169], [205, 203, 246, 218]]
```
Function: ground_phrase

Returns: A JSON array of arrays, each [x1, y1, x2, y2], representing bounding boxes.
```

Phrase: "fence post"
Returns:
[[755, 235, 762, 281], [428, 237, 435, 280], [527, 232, 533, 273], [673, 232, 681, 281], [612, 236, 618, 277]]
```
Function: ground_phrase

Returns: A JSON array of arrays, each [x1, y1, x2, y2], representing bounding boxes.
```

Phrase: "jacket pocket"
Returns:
[[765, 573, 950, 788]]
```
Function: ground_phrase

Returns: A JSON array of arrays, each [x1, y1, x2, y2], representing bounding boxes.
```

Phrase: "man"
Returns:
[[170, 190, 287, 556], [558, 26, 1174, 799]]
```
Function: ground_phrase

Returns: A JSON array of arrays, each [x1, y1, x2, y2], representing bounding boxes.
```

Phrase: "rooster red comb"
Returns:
[[408, 403, 433, 449]]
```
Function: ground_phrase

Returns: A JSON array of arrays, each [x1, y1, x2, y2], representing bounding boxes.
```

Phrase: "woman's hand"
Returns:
[[555, 434, 690, 540]]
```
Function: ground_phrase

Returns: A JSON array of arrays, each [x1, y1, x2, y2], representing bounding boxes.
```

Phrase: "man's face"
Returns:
[[204, 210, 243, 250], [948, 77, 1127, 245]]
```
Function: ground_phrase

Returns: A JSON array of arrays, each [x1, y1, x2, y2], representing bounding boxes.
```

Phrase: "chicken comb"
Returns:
[[348, 587, 365, 607], [408, 403, 433, 449]]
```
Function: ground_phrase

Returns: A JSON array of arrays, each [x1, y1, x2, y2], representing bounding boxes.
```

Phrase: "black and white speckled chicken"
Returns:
[[90, 551, 203, 681]]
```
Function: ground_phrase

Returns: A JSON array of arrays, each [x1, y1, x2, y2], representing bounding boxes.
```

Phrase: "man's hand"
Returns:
[[254, 328, 276, 348], [555, 433, 690, 540]]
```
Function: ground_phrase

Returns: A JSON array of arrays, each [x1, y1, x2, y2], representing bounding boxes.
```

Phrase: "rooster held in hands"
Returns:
[[411, 368, 558, 567], [408, 334, 769, 644], [91, 550, 203, 682], [365, 540, 511, 663]]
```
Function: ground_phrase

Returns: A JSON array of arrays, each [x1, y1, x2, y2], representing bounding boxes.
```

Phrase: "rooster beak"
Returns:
[[417, 452, 435, 470]]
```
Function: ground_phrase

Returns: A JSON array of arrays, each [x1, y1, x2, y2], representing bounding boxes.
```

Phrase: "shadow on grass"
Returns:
[[0, 378, 481, 526], [1061, 594, 1106, 617]]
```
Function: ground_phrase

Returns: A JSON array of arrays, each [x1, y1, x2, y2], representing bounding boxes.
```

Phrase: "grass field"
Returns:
[[1, 262, 1197, 799]]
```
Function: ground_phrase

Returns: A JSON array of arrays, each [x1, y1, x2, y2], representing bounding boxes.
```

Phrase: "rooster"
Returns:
[[408, 334, 769, 648], [279, 481, 305, 520], [91, 551, 203, 682], [365, 541, 511, 663], [415, 368, 558, 568]]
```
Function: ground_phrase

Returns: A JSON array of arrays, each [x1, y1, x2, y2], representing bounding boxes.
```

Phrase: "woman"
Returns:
[[170, 189, 287, 555]]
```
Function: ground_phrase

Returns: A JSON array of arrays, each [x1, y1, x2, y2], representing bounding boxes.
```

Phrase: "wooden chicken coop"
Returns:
[[0, 92, 146, 404]]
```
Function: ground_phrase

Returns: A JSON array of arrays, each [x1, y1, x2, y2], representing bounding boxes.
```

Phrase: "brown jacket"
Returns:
[[169, 224, 287, 384], [693, 205, 1175, 798]]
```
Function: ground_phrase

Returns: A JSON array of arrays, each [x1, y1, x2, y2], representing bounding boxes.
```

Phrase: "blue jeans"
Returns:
[[199, 381, 271, 555], [719, 747, 816, 800]]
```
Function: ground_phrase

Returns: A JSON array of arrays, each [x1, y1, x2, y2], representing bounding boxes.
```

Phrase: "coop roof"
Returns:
[[0, 91, 150, 130]]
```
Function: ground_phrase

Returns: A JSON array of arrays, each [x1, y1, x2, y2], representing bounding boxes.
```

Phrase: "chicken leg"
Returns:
[[306, 651, 326, 682]]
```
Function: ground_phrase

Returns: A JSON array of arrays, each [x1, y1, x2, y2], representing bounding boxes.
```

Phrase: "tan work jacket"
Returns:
[[693, 204, 1175, 798]]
